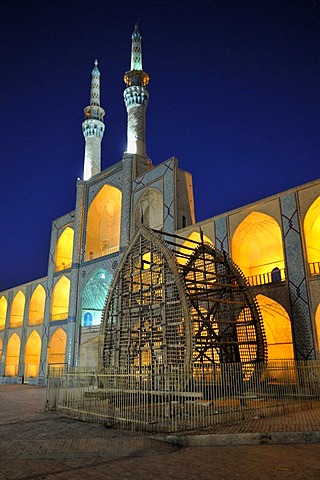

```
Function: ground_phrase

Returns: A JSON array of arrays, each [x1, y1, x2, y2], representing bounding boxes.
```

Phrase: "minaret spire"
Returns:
[[82, 60, 105, 181], [123, 24, 150, 157]]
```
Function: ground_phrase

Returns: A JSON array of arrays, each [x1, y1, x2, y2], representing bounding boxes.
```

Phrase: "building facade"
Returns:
[[0, 26, 319, 384]]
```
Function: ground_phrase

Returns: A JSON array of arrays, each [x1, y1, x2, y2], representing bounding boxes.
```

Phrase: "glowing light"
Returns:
[[50, 276, 70, 321], [28, 284, 46, 325], [9, 291, 25, 328], [55, 227, 74, 272], [304, 196, 320, 268]]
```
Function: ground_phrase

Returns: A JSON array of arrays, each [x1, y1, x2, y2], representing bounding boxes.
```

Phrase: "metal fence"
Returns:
[[46, 360, 320, 433]]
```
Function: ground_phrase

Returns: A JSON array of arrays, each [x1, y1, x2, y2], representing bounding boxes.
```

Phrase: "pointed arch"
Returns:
[[28, 285, 46, 325], [304, 196, 320, 274], [81, 268, 113, 327], [85, 184, 122, 261], [178, 231, 213, 265], [0, 296, 8, 330], [134, 188, 164, 232], [50, 276, 70, 321], [55, 227, 74, 272], [48, 328, 67, 368], [24, 331, 41, 378], [256, 294, 294, 360], [10, 291, 25, 328], [232, 212, 285, 285], [5, 333, 21, 376]]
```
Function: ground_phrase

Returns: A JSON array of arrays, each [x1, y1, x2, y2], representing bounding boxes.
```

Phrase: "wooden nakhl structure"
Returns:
[[100, 226, 267, 380]]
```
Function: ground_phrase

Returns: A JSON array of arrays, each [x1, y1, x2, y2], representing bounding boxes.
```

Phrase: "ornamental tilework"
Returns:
[[280, 193, 314, 360], [214, 216, 229, 254], [120, 156, 133, 247]]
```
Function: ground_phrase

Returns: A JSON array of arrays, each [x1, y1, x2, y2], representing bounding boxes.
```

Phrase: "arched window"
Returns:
[[81, 268, 113, 327], [134, 189, 164, 231], [50, 276, 70, 321], [232, 212, 285, 285], [47, 328, 67, 369], [0, 296, 8, 330], [5, 333, 21, 376], [9, 291, 25, 328], [85, 185, 122, 261], [178, 231, 213, 265], [55, 227, 74, 272], [24, 331, 41, 378], [256, 294, 294, 361], [28, 285, 46, 325], [304, 196, 320, 275], [315, 304, 320, 352]]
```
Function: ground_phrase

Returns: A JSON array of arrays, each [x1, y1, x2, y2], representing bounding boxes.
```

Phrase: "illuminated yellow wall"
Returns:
[[24, 330, 41, 378], [232, 212, 285, 280], [85, 185, 122, 261], [5, 333, 21, 376], [0, 296, 8, 330], [55, 227, 74, 271], [315, 304, 320, 352], [135, 189, 164, 231], [9, 291, 25, 328], [50, 276, 70, 321], [178, 231, 212, 265], [28, 285, 46, 325], [48, 328, 67, 367], [304, 196, 320, 267], [256, 294, 294, 360]]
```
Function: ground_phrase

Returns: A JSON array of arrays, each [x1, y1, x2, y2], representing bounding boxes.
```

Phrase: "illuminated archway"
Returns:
[[256, 294, 294, 360], [134, 188, 164, 231], [55, 227, 74, 271], [315, 304, 320, 352], [48, 328, 67, 368], [304, 196, 320, 274], [85, 185, 122, 261], [178, 231, 213, 265], [232, 212, 285, 285], [28, 285, 46, 325], [50, 276, 70, 321], [24, 331, 41, 378], [81, 268, 113, 327], [0, 296, 8, 330], [5, 333, 21, 376], [10, 291, 25, 328]]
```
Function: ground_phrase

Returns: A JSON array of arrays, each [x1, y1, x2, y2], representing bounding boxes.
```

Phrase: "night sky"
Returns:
[[1, 0, 320, 291]]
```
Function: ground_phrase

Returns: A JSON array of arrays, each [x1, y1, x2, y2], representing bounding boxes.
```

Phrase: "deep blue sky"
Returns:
[[1, 0, 320, 291]]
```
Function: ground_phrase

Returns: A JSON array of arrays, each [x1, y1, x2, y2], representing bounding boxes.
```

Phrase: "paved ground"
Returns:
[[0, 385, 320, 479]]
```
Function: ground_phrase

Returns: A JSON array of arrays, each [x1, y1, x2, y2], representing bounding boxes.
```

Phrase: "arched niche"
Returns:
[[85, 185, 122, 261], [5, 332, 21, 376], [232, 212, 285, 285], [47, 328, 67, 369], [0, 296, 8, 330], [81, 268, 113, 327], [178, 231, 213, 265], [24, 330, 41, 378], [134, 188, 164, 232], [304, 196, 320, 274], [50, 276, 70, 321], [10, 291, 25, 328], [28, 285, 46, 325], [256, 294, 294, 361], [55, 227, 74, 272]]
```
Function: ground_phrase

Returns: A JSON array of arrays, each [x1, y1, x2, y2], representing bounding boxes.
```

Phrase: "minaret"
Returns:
[[123, 24, 150, 157], [82, 60, 105, 180]]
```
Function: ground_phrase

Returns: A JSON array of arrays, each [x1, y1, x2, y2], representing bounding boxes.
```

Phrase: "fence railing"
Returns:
[[309, 262, 320, 275], [46, 360, 320, 433], [247, 268, 286, 287]]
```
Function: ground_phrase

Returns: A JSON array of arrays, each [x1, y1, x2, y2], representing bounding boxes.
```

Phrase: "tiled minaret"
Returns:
[[123, 24, 150, 156], [82, 60, 105, 180]]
